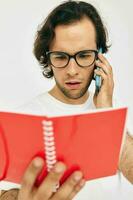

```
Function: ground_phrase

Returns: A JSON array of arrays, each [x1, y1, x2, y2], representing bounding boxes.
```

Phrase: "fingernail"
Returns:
[[33, 157, 44, 167], [95, 60, 100, 65], [54, 162, 66, 173], [74, 172, 82, 181]]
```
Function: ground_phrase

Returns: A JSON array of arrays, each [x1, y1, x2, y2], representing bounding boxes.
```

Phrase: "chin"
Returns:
[[62, 88, 88, 100]]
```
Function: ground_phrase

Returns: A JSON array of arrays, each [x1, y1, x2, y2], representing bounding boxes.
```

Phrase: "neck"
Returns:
[[49, 86, 89, 105]]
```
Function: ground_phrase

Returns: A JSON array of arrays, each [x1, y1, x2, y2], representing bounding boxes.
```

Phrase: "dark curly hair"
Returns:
[[33, 0, 110, 78]]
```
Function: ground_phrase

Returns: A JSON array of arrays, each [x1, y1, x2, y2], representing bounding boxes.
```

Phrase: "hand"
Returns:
[[94, 53, 114, 108], [18, 157, 85, 200]]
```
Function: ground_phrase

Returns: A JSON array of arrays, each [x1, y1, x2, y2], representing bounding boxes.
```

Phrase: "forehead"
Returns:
[[50, 17, 97, 52]]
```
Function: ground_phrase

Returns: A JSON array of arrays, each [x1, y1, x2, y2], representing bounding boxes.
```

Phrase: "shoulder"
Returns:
[[14, 92, 50, 115], [113, 97, 133, 137]]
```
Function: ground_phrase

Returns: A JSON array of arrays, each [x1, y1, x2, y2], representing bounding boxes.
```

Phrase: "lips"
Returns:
[[65, 80, 82, 89]]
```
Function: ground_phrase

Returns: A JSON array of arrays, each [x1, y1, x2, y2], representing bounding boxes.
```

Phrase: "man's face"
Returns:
[[49, 17, 97, 104]]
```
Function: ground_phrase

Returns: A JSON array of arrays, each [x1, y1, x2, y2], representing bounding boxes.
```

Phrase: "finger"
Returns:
[[95, 60, 113, 76], [20, 157, 44, 196], [94, 69, 114, 90], [35, 162, 66, 200], [98, 53, 111, 68], [94, 68, 107, 82], [68, 179, 86, 200], [52, 171, 83, 200]]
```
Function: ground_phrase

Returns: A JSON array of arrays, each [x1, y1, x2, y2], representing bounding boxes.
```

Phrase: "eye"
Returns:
[[52, 54, 67, 60], [78, 52, 92, 59]]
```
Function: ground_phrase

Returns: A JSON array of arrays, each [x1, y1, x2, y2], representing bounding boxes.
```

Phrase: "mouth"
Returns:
[[65, 80, 82, 89]]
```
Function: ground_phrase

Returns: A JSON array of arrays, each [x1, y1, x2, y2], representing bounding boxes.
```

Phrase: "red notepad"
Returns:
[[0, 107, 127, 186]]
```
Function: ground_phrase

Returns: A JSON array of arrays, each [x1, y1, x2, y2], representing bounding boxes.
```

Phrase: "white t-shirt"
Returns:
[[0, 91, 133, 200]]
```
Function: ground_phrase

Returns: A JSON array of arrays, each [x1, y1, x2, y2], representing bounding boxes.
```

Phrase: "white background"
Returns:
[[0, 0, 133, 197], [0, 0, 133, 114]]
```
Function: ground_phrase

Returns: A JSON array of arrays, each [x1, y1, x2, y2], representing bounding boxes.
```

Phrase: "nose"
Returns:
[[66, 58, 79, 76]]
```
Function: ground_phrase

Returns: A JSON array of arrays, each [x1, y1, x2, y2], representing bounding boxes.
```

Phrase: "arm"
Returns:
[[119, 132, 133, 183], [94, 53, 133, 183], [0, 189, 19, 200]]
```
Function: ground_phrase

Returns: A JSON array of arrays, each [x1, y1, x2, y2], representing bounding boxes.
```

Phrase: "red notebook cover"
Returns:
[[0, 107, 127, 186]]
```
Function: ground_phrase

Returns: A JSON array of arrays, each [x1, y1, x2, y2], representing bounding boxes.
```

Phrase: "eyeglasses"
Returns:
[[46, 50, 98, 68]]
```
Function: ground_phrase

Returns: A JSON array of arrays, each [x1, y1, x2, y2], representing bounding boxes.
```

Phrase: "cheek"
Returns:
[[52, 68, 64, 81], [84, 66, 95, 79]]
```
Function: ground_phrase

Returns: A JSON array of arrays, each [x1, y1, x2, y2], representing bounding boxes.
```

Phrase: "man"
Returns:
[[0, 1, 133, 199]]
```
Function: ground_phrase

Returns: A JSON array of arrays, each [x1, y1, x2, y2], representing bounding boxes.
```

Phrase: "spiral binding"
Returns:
[[42, 119, 59, 191], [42, 120, 57, 171]]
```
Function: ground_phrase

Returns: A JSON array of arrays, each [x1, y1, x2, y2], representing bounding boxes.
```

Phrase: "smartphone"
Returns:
[[95, 48, 102, 93]]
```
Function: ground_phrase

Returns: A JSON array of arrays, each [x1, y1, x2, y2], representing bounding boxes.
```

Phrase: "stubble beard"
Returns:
[[54, 73, 94, 100]]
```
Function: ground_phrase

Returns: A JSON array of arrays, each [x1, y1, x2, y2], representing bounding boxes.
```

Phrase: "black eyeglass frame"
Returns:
[[46, 50, 98, 68]]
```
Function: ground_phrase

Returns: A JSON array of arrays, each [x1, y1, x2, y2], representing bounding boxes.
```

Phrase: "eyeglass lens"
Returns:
[[49, 51, 96, 68]]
